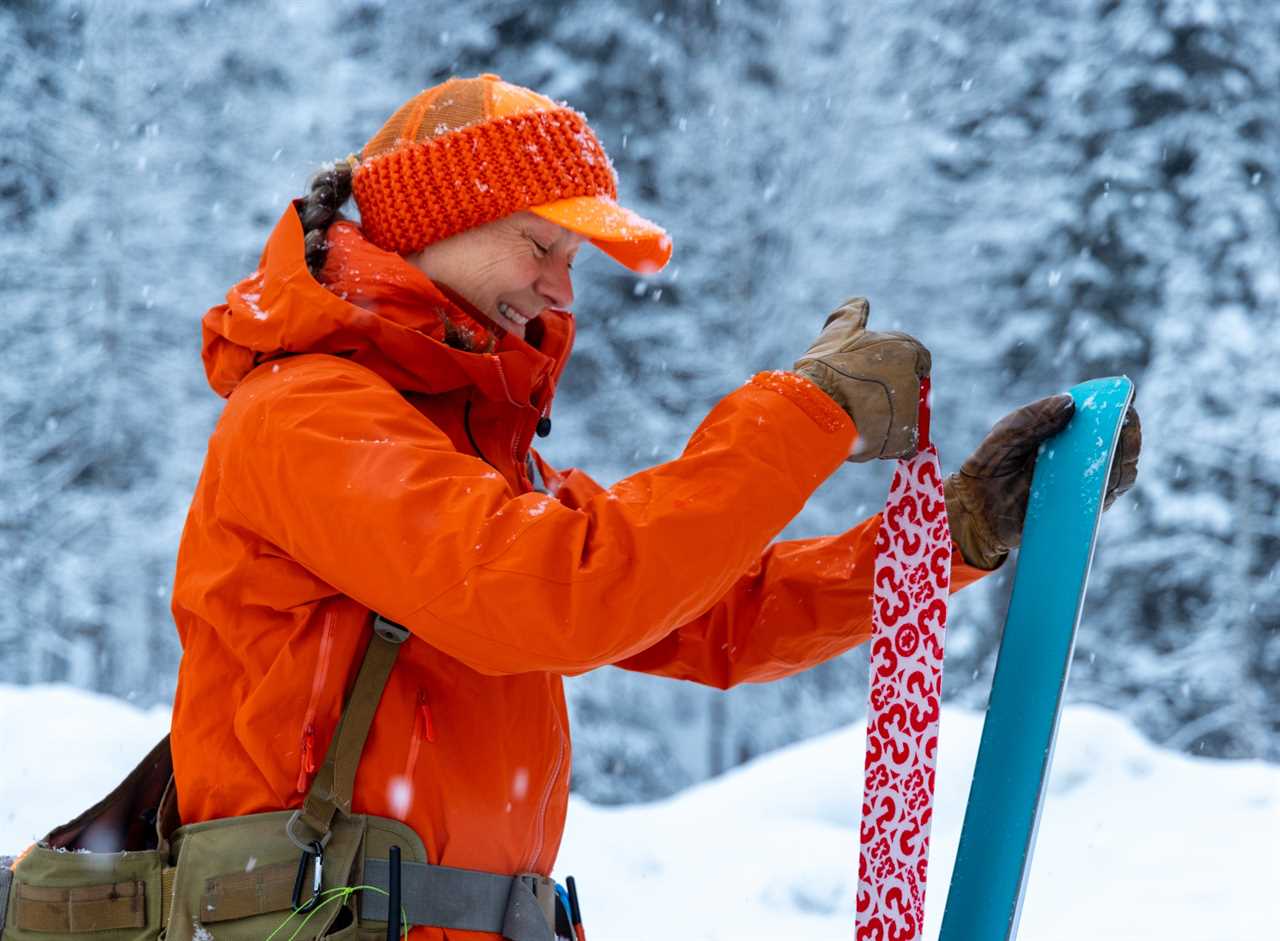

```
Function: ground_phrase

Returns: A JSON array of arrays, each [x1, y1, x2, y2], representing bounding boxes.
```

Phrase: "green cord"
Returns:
[[263, 885, 409, 941]]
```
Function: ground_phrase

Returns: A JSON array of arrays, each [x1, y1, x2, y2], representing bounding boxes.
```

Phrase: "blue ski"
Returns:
[[938, 376, 1135, 941]]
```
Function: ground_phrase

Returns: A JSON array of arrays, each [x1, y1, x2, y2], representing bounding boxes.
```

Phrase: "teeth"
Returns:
[[498, 302, 529, 326]]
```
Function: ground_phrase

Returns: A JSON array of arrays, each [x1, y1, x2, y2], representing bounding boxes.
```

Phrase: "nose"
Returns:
[[536, 258, 574, 310]]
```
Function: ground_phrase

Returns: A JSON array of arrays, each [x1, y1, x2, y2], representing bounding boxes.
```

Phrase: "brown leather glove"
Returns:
[[793, 298, 932, 462], [1103, 405, 1141, 512], [945, 395, 1143, 569]]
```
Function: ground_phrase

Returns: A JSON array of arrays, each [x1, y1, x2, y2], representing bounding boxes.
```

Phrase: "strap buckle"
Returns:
[[286, 809, 333, 852], [373, 615, 410, 645], [515, 873, 557, 937], [291, 840, 325, 914]]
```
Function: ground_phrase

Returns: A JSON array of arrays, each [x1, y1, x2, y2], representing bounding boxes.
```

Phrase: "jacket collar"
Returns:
[[201, 202, 574, 411]]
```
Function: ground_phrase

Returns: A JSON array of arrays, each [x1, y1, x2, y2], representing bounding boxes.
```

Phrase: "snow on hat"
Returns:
[[352, 73, 672, 274]]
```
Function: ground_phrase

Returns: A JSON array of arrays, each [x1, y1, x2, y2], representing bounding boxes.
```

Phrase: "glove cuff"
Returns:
[[944, 473, 1009, 571]]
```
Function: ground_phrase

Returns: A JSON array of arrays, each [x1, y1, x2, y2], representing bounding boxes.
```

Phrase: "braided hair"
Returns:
[[293, 156, 493, 354], [299, 158, 355, 278]]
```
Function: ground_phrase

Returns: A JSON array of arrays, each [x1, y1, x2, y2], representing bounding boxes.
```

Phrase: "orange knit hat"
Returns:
[[351, 74, 672, 274]]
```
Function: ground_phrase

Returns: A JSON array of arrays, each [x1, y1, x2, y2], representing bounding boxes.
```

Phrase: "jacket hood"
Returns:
[[202, 203, 574, 407]]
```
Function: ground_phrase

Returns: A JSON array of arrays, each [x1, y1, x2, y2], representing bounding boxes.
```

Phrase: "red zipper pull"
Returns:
[[296, 723, 318, 794], [416, 690, 437, 744]]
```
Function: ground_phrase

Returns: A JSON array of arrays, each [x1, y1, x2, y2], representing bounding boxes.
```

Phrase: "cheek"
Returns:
[[493, 257, 540, 296]]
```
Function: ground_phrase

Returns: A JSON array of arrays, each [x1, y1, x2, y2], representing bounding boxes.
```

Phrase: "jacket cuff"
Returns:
[[749, 370, 852, 434]]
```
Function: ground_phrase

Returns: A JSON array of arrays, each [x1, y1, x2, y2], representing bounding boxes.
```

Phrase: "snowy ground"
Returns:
[[2, 684, 1276, 939]]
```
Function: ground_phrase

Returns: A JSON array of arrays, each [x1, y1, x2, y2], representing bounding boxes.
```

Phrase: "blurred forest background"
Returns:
[[2, 0, 1277, 803]]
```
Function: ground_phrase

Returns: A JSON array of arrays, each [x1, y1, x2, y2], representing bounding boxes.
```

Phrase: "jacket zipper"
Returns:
[[525, 716, 566, 872], [296, 611, 337, 794], [387, 688, 436, 821], [511, 390, 550, 492], [507, 312, 575, 492], [406, 687, 436, 778]]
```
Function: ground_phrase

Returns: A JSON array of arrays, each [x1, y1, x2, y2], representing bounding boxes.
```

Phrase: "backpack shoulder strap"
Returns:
[[293, 614, 410, 843]]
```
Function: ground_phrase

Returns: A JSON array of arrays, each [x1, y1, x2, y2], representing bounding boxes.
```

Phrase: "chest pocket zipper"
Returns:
[[406, 688, 435, 776]]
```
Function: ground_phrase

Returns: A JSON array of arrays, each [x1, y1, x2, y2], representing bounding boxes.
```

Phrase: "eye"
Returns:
[[527, 234, 550, 257]]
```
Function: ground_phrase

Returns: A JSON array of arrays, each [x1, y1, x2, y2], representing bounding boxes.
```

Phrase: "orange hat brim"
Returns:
[[530, 196, 672, 275]]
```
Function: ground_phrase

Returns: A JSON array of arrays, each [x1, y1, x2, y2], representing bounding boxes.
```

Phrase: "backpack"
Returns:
[[1, 617, 564, 941]]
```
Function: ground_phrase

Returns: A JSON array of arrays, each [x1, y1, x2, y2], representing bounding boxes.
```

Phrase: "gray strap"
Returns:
[[361, 859, 552, 941], [1, 865, 12, 939]]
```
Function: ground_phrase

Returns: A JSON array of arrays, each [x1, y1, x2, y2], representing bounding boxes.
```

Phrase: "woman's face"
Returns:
[[406, 211, 583, 339]]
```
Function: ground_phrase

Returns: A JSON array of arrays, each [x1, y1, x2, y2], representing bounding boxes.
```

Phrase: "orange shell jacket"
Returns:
[[171, 204, 989, 937]]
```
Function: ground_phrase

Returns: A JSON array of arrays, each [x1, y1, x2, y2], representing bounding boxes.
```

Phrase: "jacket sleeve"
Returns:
[[611, 519, 993, 688], [217, 358, 857, 676]]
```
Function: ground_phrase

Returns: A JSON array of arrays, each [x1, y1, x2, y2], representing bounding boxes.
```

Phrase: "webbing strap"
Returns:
[[179, 857, 553, 940], [361, 860, 553, 941], [0, 866, 12, 938], [297, 616, 410, 839], [160, 867, 175, 930], [13, 880, 146, 933]]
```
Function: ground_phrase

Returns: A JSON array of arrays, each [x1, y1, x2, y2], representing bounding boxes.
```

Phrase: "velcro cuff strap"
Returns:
[[361, 859, 552, 941], [749, 370, 850, 433], [14, 880, 146, 933]]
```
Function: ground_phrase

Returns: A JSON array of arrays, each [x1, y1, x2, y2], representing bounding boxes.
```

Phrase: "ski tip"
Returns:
[[1068, 376, 1133, 415]]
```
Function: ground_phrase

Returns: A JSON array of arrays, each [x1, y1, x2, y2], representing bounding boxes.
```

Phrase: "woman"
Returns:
[[172, 74, 1139, 938]]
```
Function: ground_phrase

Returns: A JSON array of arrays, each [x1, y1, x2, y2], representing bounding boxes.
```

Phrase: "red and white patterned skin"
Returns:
[[856, 387, 951, 941]]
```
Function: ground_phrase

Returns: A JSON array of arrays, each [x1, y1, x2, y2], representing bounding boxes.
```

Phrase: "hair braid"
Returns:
[[299, 158, 355, 277]]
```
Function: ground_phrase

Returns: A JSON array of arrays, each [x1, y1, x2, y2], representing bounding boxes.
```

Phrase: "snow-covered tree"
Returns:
[[3, 0, 1276, 802]]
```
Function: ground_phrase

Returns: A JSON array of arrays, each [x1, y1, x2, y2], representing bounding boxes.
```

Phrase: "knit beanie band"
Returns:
[[350, 74, 671, 274], [354, 107, 616, 254]]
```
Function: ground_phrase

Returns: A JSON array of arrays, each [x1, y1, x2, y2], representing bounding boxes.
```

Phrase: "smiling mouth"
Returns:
[[497, 302, 531, 328]]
